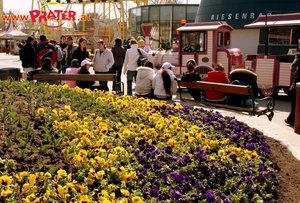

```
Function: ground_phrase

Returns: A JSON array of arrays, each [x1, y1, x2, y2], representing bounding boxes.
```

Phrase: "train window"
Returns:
[[181, 31, 206, 52], [269, 27, 298, 45], [217, 32, 223, 46], [224, 32, 230, 46]]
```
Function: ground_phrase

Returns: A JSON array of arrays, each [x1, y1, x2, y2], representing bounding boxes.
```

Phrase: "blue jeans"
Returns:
[[126, 70, 137, 95]]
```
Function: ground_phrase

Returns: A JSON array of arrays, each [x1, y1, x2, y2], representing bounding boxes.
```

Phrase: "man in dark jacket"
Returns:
[[58, 35, 68, 73], [34, 35, 57, 68], [110, 38, 126, 91], [20, 36, 36, 72]]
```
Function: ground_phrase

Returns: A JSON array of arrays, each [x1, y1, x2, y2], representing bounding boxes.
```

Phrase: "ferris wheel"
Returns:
[[32, 0, 147, 46]]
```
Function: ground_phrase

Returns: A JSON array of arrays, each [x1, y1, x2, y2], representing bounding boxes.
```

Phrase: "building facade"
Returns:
[[195, 0, 300, 57], [128, 4, 198, 50]]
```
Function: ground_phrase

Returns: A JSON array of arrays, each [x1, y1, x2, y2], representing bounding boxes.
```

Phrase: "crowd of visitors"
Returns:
[[20, 34, 263, 107], [20, 34, 178, 100]]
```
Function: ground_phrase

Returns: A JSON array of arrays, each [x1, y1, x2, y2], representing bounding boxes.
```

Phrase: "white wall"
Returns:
[[231, 29, 260, 60]]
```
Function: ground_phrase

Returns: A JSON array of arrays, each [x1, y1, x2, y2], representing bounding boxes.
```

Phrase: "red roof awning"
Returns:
[[244, 13, 300, 28]]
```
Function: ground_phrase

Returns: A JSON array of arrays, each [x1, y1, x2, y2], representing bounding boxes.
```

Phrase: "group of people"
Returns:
[[21, 34, 116, 91], [122, 38, 178, 99], [182, 58, 298, 127], [20, 34, 178, 100], [181, 60, 258, 107], [20, 33, 298, 126]]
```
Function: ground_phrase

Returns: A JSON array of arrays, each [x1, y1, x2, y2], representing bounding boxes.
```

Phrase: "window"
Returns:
[[173, 6, 186, 21], [181, 31, 206, 52], [224, 32, 230, 46], [268, 27, 298, 45], [217, 32, 223, 46], [217, 31, 230, 46], [129, 9, 137, 36], [186, 6, 198, 21], [141, 6, 149, 22], [160, 6, 172, 49]]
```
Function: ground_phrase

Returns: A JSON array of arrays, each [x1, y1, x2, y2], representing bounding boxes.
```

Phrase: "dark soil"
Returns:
[[0, 82, 300, 202], [264, 136, 300, 202]]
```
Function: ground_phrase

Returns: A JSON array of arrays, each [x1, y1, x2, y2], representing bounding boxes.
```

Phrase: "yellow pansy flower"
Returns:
[[28, 174, 36, 185], [0, 175, 12, 187], [203, 145, 211, 151], [120, 189, 130, 196], [79, 195, 91, 203], [108, 153, 118, 161], [110, 167, 117, 173], [108, 184, 116, 191], [57, 185, 68, 195], [132, 196, 144, 203], [218, 149, 226, 157], [37, 108, 45, 114], [57, 169, 67, 179], [0, 189, 12, 198], [22, 183, 31, 193], [95, 170, 105, 180]]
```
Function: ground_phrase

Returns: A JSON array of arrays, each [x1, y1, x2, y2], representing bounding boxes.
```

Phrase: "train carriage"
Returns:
[[148, 21, 243, 79], [244, 13, 300, 97], [147, 13, 299, 97]]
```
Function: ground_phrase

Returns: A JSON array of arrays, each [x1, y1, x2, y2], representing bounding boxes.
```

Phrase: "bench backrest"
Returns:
[[180, 81, 252, 96], [31, 73, 116, 82]]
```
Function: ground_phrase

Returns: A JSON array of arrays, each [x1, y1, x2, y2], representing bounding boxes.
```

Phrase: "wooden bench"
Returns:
[[30, 73, 124, 93], [178, 80, 275, 121]]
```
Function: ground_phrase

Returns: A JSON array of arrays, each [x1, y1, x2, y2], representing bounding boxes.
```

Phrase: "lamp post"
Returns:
[[141, 23, 153, 52]]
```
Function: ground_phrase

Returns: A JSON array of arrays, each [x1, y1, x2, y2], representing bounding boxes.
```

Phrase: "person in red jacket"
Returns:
[[34, 35, 57, 68], [204, 63, 229, 102]]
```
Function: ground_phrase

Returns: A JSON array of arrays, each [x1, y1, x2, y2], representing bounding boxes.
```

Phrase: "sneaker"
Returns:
[[284, 119, 294, 126]]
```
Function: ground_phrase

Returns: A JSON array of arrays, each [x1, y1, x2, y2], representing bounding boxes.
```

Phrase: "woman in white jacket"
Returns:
[[152, 62, 178, 100], [135, 61, 155, 98], [122, 39, 149, 95]]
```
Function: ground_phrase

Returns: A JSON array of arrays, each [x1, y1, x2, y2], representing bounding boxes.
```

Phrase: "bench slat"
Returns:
[[180, 81, 250, 95], [31, 74, 116, 81]]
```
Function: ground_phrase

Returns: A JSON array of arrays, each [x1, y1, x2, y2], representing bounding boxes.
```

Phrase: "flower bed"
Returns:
[[0, 80, 280, 202]]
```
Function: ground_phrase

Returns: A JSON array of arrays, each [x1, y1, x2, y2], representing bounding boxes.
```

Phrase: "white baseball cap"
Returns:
[[162, 62, 175, 69], [81, 59, 92, 66]]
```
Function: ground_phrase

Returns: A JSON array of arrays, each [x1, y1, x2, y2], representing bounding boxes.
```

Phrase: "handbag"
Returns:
[[137, 49, 147, 67]]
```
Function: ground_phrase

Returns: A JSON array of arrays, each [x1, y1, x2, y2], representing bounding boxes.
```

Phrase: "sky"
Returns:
[[3, 0, 200, 16]]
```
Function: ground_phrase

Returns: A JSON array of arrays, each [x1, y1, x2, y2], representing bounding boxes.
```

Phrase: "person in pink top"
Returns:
[[65, 59, 81, 88], [204, 63, 229, 102]]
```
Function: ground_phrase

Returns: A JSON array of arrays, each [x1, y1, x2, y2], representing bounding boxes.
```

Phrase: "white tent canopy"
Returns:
[[0, 20, 29, 40]]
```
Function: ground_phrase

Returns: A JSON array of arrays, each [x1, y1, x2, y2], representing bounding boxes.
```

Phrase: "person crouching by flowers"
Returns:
[[65, 59, 81, 88], [152, 62, 178, 100], [76, 59, 95, 90], [135, 61, 155, 98], [181, 59, 202, 101], [204, 62, 229, 103]]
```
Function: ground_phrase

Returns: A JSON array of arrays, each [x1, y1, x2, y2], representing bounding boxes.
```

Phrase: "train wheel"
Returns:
[[259, 87, 279, 98]]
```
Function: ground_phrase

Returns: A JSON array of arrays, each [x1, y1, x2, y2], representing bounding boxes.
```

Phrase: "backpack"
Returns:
[[55, 45, 63, 62], [227, 80, 247, 106], [137, 49, 148, 67]]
